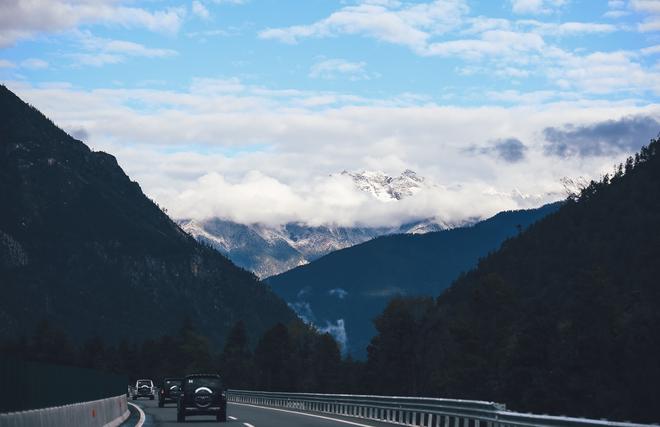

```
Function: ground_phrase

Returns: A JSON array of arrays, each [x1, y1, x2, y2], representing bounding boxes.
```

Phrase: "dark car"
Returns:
[[177, 374, 227, 422], [159, 378, 182, 407]]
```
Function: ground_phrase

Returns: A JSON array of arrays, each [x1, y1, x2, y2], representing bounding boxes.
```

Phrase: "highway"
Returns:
[[131, 398, 403, 427]]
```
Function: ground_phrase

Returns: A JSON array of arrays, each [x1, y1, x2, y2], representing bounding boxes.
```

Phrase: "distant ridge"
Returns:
[[266, 202, 561, 357], [178, 169, 467, 278]]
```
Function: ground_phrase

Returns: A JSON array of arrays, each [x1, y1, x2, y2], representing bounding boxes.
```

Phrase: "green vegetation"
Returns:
[[1, 317, 356, 394], [0, 85, 296, 347], [362, 137, 660, 423], [267, 202, 560, 357]]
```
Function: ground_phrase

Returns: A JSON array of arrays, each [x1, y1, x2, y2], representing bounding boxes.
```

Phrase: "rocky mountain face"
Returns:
[[179, 170, 454, 278], [0, 85, 297, 346], [340, 169, 424, 201]]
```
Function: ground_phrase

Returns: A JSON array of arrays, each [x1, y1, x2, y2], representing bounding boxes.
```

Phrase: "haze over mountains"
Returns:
[[0, 85, 296, 346], [178, 170, 460, 278], [267, 202, 561, 357]]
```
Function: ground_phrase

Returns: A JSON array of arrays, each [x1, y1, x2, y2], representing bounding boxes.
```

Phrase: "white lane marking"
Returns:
[[128, 402, 146, 427], [229, 416, 238, 420], [230, 402, 378, 427], [243, 423, 255, 427]]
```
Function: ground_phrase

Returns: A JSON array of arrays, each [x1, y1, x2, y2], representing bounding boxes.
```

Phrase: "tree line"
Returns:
[[0, 317, 363, 394], [360, 136, 660, 424]]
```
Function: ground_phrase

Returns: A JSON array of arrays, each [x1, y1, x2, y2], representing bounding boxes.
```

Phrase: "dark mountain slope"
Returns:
[[365, 138, 660, 422], [267, 202, 560, 357], [0, 85, 296, 346]]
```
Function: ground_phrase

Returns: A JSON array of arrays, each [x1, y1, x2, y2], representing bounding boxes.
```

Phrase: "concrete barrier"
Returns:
[[0, 394, 129, 427]]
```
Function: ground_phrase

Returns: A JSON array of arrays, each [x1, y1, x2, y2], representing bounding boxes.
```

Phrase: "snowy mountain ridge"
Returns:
[[340, 169, 425, 201], [178, 170, 461, 278]]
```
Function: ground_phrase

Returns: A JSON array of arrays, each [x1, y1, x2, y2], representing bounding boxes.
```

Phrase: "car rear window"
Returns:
[[165, 380, 181, 386], [184, 377, 223, 390], [137, 381, 151, 387]]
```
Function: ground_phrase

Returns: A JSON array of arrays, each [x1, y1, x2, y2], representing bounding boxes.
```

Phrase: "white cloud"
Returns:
[[0, 59, 17, 68], [641, 44, 660, 55], [6, 79, 658, 229], [259, 0, 468, 53], [518, 20, 618, 36], [424, 30, 545, 59], [639, 16, 660, 31], [626, 0, 660, 31], [20, 58, 49, 69], [318, 319, 348, 354], [547, 49, 660, 95], [192, 1, 211, 20], [0, 0, 185, 47], [604, 0, 630, 18], [309, 58, 371, 80], [510, 0, 567, 15], [257, 0, 618, 75], [631, 0, 660, 13], [70, 32, 177, 66]]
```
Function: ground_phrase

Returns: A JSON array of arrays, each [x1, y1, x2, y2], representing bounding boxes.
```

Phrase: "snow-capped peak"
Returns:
[[340, 169, 425, 201]]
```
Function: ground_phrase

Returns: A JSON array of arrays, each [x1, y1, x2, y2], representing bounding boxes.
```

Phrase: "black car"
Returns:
[[159, 378, 183, 407], [177, 374, 227, 422]]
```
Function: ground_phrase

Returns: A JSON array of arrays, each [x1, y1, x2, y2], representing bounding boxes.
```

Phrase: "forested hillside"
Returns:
[[268, 203, 560, 357], [364, 137, 660, 423], [0, 85, 296, 347]]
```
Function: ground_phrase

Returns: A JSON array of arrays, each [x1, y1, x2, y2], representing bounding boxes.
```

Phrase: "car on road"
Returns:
[[133, 379, 156, 400], [177, 373, 227, 422], [159, 377, 183, 407]]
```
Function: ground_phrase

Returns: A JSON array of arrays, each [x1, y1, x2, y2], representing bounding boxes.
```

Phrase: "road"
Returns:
[[131, 398, 403, 427]]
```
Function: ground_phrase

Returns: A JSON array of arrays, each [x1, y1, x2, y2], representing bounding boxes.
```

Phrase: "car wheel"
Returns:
[[132, 396, 137, 400], [177, 410, 185, 422], [150, 396, 154, 400]]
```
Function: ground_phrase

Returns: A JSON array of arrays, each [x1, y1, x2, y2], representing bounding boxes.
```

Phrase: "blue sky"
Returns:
[[1, 0, 660, 226]]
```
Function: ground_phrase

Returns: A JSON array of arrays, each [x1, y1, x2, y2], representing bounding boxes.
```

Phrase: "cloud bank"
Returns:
[[6, 80, 660, 228], [0, 0, 185, 47]]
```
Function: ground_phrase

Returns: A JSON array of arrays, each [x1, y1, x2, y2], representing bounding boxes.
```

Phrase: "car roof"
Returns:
[[184, 373, 221, 379], [164, 377, 182, 381], [137, 379, 153, 382]]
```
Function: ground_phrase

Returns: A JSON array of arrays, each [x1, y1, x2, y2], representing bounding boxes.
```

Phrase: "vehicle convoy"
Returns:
[[133, 379, 155, 400], [177, 374, 227, 422], [159, 377, 183, 407]]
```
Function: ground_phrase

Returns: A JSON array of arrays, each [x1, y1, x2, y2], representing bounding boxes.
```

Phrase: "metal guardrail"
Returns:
[[227, 390, 658, 427]]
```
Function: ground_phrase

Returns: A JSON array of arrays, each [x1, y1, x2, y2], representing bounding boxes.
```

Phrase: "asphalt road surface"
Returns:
[[132, 398, 403, 427]]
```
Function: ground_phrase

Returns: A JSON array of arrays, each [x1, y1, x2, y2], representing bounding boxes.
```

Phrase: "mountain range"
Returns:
[[0, 85, 296, 347], [266, 202, 561, 357], [178, 170, 463, 278]]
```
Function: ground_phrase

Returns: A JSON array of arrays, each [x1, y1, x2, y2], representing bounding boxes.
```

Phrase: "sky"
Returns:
[[1, 0, 660, 227]]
